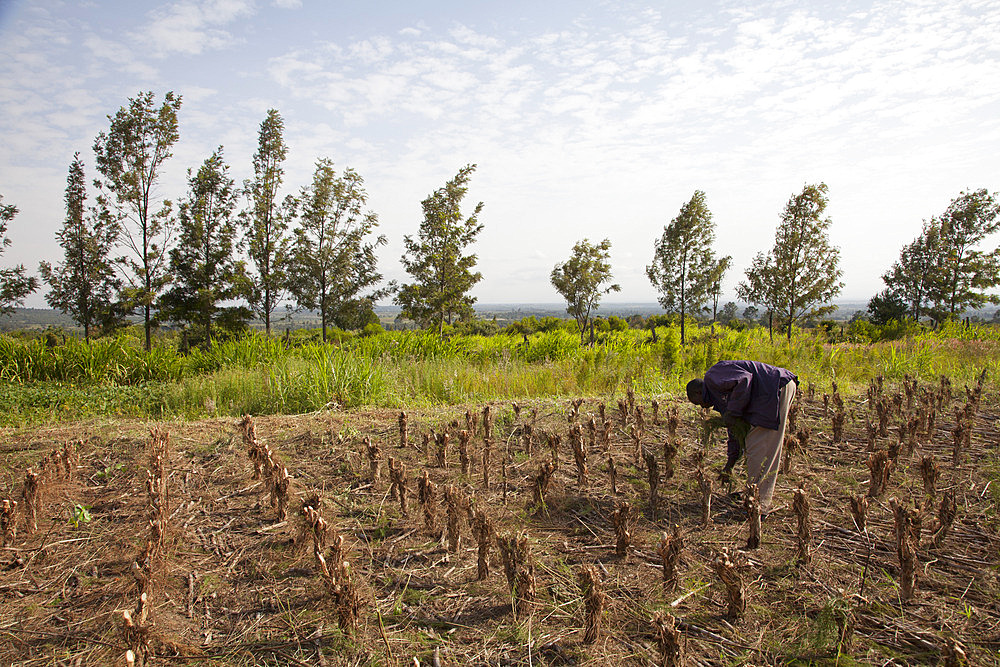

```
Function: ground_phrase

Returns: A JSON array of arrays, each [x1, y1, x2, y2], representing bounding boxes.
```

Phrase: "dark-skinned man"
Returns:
[[686, 360, 798, 515]]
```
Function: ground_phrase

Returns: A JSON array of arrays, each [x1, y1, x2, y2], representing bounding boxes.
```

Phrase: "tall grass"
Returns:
[[2, 322, 999, 426]]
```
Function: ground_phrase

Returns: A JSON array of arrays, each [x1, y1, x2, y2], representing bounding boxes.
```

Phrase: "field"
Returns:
[[1, 370, 998, 665]]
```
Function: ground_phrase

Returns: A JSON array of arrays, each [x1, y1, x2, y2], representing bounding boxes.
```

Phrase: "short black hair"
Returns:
[[686, 378, 703, 405]]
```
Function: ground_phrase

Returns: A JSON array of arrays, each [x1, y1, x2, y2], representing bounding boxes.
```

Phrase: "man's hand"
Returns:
[[722, 411, 740, 429], [717, 467, 732, 484]]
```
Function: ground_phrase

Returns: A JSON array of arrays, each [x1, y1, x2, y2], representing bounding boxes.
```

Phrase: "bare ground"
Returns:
[[0, 381, 998, 666]]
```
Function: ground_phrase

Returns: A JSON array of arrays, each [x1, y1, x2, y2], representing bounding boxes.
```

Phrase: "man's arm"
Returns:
[[704, 366, 753, 417]]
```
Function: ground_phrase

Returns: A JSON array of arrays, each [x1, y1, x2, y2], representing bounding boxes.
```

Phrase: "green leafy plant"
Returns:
[[68, 503, 91, 528]]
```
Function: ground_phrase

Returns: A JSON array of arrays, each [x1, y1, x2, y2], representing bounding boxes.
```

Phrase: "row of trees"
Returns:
[[0, 92, 489, 349], [868, 189, 1000, 326], [550, 184, 844, 344]]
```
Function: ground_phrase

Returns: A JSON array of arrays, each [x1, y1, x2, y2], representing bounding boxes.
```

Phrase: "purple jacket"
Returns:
[[701, 360, 798, 461]]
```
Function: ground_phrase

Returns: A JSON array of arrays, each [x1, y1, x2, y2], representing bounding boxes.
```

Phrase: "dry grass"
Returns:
[[0, 379, 999, 665]]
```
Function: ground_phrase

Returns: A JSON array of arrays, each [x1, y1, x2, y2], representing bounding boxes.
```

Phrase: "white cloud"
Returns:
[[273, 0, 301, 8], [140, 0, 255, 56]]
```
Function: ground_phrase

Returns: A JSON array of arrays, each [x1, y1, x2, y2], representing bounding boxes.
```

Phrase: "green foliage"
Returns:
[[92, 90, 182, 351], [0, 194, 39, 316], [397, 165, 484, 335], [243, 109, 293, 336], [647, 190, 726, 344], [288, 159, 388, 340], [550, 238, 620, 344], [739, 183, 844, 341], [39, 155, 124, 340], [160, 147, 250, 345], [68, 503, 92, 529]]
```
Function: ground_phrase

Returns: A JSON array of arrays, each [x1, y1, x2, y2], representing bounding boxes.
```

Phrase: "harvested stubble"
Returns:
[[657, 524, 683, 591], [444, 485, 468, 552], [532, 461, 555, 507], [1, 498, 16, 547], [849, 494, 869, 532], [930, 489, 957, 548], [793, 487, 811, 565], [417, 470, 439, 537], [547, 432, 561, 468], [713, 549, 746, 619], [867, 449, 892, 498], [611, 500, 632, 557], [570, 424, 587, 490], [662, 438, 678, 480], [435, 431, 449, 468], [919, 455, 939, 499], [578, 565, 605, 644], [472, 509, 494, 581], [398, 411, 408, 448], [652, 611, 685, 667], [365, 435, 381, 480], [744, 483, 762, 550], [645, 447, 659, 519], [891, 499, 919, 601], [459, 429, 471, 475], [497, 531, 535, 619], [388, 457, 408, 517]]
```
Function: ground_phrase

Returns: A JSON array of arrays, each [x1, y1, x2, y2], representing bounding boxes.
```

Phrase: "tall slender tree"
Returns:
[[925, 189, 1000, 321], [92, 90, 182, 350], [551, 238, 620, 344], [160, 148, 249, 346], [646, 190, 722, 344], [39, 153, 123, 339], [243, 109, 293, 336], [0, 195, 39, 316], [877, 221, 940, 322], [287, 159, 388, 340], [397, 165, 484, 335], [739, 183, 843, 340], [737, 251, 782, 341]]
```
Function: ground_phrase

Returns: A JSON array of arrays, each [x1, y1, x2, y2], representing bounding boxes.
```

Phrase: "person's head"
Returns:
[[686, 378, 707, 407]]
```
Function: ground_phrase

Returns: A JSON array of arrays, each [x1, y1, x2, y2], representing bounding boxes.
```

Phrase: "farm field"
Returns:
[[0, 374, 998, 666]]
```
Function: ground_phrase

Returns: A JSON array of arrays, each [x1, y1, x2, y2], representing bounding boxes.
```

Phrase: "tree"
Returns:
[[92, 90, 182, 350], [646, 191, 722, 344], [738, 183, 843, 340], [867, 287, 908, 326], [551, 238, 620, 344], [243, 109, 293, 336], [159, 148, 249, 346], [719, 301, 739, 323], [288, 159, 388, 340], [39, 153, 124, 340], [397, 165, 484, 335], [0, 195, 38, 316], [880, 221, 940, 322], [707, 254, 733, 323], [925, 189, 1000, 320]]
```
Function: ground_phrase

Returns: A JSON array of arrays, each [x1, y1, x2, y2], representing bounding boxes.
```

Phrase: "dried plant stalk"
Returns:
[[849, 494, 868, 532], [60, 441, 79, 480], [645, 448, 659, 520], [919, 455, 938, 499], [497, 531, 535, 618], [867, 450, 892, 498], [607, 453, 618, 495], [482, 438, 492, 490], [571, 425, 588, 490], [663, 439, 678, 480], [444, 485, 467, 552], [931, 489, 957, 548], [578, 565, 605, 644], [364, 436, 381, 480], [745, 483, 761, 550], [482, 405, 493, 441], [952, 410, 967, 466], [22, 469, 40, 534], [612, 501, 632, 557], [695, 467, 712, 527], [421, 432, 431, 459], [832, 394, 846, 443], [713, 549, 746, 619], [472, 509, 494, 580], [657, 524, 683, 592], [521, 423, 534, 456], [532, 461, 556, 507], [666, 406, 679, 441], [652, 611, 685, 667], [548, 433, 561, 468], [892, 499, 918, 601], [388, 458, 408, 517], [398, 411, 408, 449], [651, 399, 660, 425], [781, 435, 800, 474], [331, 560, 362, 636], [417, 471, 439, 537], [1, 498, 17, 547], [272, 465, 290, 522], [459, 430, 471, 476], [793, 487, 811, 565], [435, 432, 449, 468]]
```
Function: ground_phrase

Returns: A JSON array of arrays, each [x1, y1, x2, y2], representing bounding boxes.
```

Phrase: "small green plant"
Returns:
[[68, 504, 91, 528], [94, 463, 124, 481]]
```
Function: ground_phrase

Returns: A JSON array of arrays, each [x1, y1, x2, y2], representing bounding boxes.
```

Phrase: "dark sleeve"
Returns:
[[726, 428, 742, 466], [705, 366, 753, 417]]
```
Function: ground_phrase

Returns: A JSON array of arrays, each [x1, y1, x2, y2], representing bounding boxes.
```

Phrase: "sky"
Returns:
[[1, 0, 999, 309]]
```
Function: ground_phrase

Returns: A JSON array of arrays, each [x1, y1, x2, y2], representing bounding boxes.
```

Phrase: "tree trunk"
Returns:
[[144, 304, 151, 352]]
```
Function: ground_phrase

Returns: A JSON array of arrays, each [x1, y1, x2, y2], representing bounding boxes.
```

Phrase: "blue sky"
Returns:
[[1, 0, 999, 308]]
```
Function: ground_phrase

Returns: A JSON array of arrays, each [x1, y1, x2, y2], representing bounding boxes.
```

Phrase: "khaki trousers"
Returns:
[[744, 381, 796, 513]]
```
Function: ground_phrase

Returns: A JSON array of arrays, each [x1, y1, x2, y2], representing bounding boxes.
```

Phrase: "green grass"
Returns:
[[2, 321, 999, 425]]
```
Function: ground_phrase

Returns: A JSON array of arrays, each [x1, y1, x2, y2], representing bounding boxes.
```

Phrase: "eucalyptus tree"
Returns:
[[0, 195, 38, 316], [551, 238, 620, 344], [287, 159, 388, 340], [397, 165, 484, 335], [92, 90, 182, 350], [243, 109, 293, 336], [160, 148, 249, 345], [39, 153, 124, 339], [646, 190, 726, 344]]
